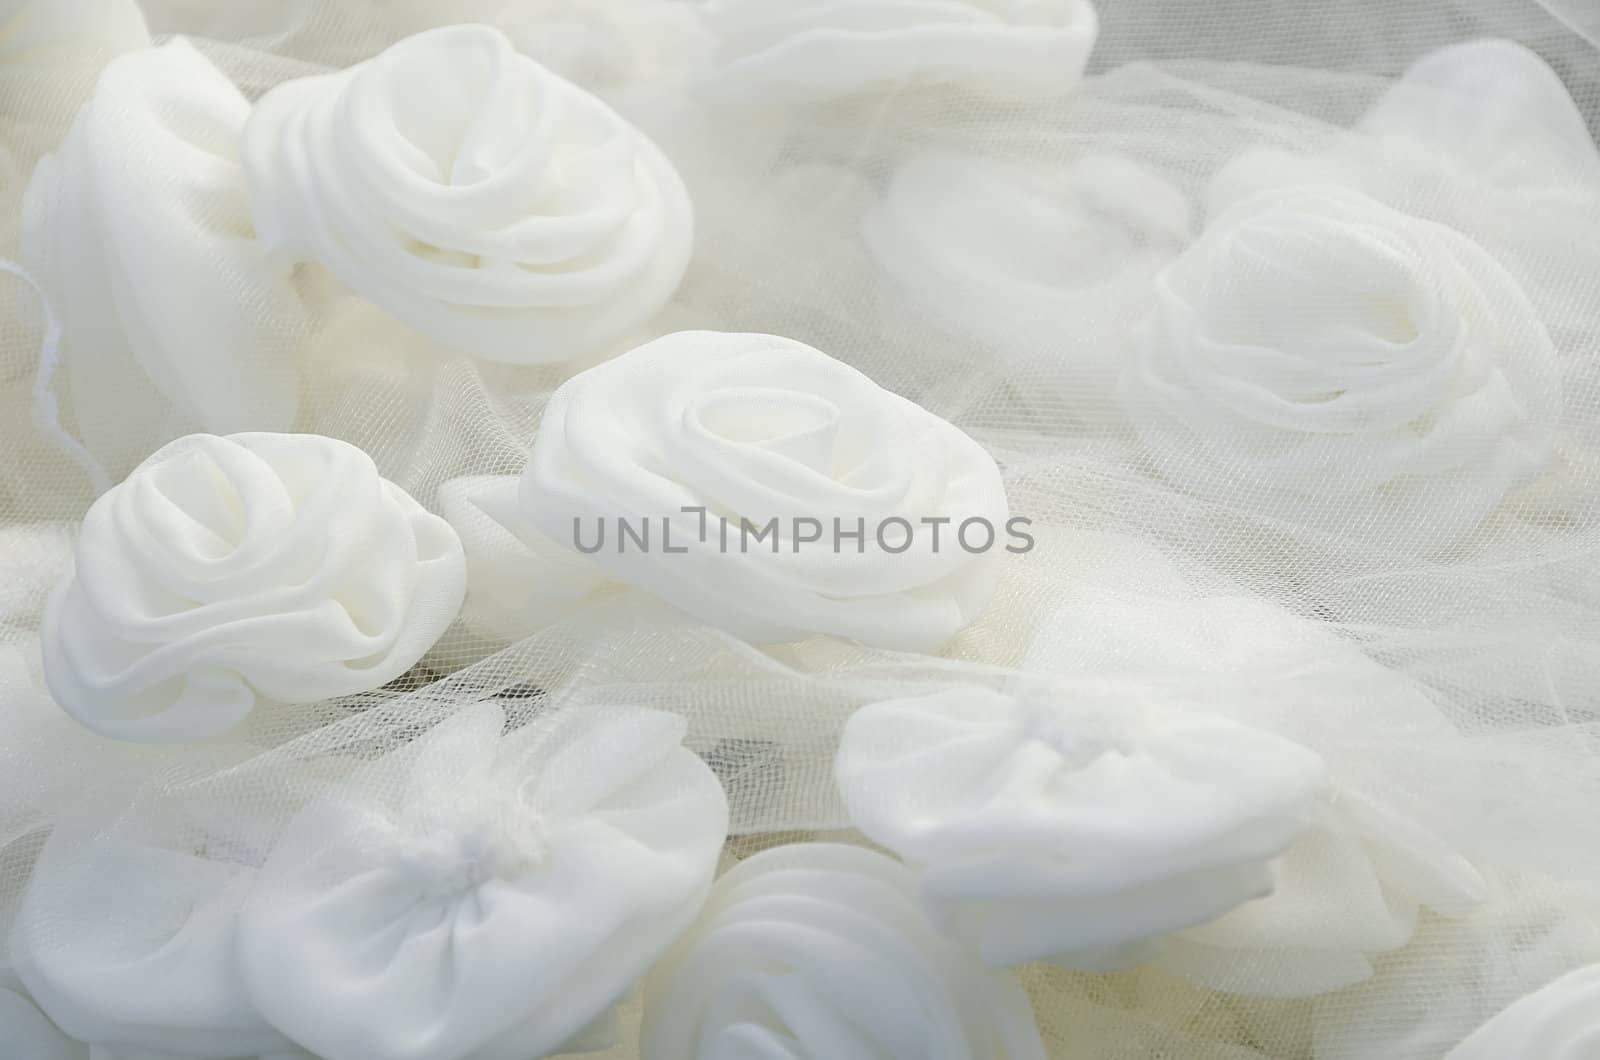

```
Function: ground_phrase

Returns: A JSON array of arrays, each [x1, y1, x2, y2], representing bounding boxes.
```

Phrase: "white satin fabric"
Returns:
[[236, 702, 728, 1060], [242, 23, 693, 365], [1122, 184, 1560, 554], [700, 0, 1099, 102], [835, 686, 1325, 969], [641, 842, 1047, 1060], [41, 433, 466, 743], [514, 330, 1010, 651], [1445, 964, 1600, 1059], [866, 150, 1191, 427], [21, 39, 307, 480]]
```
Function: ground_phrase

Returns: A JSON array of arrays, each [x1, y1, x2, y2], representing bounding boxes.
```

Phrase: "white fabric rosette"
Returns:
[[1445, 963, 1600, 1059], [700, 0, 1099, 103], [235, 701, 728, 1060], [865, 150, 1192, 427], [241, 23, 693, 365], [510, 330, 1010, 651], [21, 39, 307, 480], [1121, 184, 1560, 554], [9, 778, 309, 1058], [41, 432, 466, 743], [1020, 536, 1488, 995], [641, 841, 1047, 1060], [835, 686, 1326, 969]]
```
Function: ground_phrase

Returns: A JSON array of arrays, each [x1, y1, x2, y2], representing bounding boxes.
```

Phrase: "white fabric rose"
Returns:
[[21, 39, 307, 481], [513, 330, 1010, 651], [41, 432, 466, 743], [1445, 963, 1600, 1059], [835, 686, 1325, 969], [866, 150, 1191, 427], [1121, 185, 1560, 554], [701, 0, 1098, 103], [236, 701, 729, 1060], [641, 842, 1046, 1060], [241, 23, 693, 365]]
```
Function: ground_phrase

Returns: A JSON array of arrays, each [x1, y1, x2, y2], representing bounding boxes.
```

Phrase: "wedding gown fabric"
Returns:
[[1, 0, 1600, 1058]]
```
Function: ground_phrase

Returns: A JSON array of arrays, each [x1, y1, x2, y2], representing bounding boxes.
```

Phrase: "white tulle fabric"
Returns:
[[236, 701, 729, 1060], [437, 474, 613, 646], [41, 433, 466, 743], [641, 842, 1047, 1060], [21, 39, 307, 480], [241, 23, 693, 365], [512, 330, 1009, 651], [866, 150, 1192, 426], [700, 0, 1099, 102], [1445, 964, 1600, 1059], [835, 686, 1325, 969], [1121, 183, 1560, 553]]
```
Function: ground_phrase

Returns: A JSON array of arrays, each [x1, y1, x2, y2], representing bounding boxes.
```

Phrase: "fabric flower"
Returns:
[[835, 686, 1325, 969], [641, 841, 1047, 1060], [700, 0, 1099, 103], [41, 432, 466, 743], [236, 701, 728, 1060], [1020, 535, 1487, 994], [1445, 963, 1600, 1059], [9, 786, 306, 1057], [241, 23, 693, 365], [866, 150, 1191, 427], [511, 330, 1009, 651], [1121, 185, 1560, 553], [21, 39, 307, 481]]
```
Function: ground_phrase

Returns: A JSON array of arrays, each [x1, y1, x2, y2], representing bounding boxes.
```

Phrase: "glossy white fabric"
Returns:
[[41, 433, 466, 743], [20, 39, 306, 480], [241, 23, 693, 365], [641, 842, 1047, 1060], [866, 150, 1192, 427], [700, 0, 1099, 102], [835, 686, 1325, 968], [1445, 964, 1600, 1059], [515, 330, 1009, 650], [236, 701, 728, 1060], [1122, 184, 1560, 554]]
